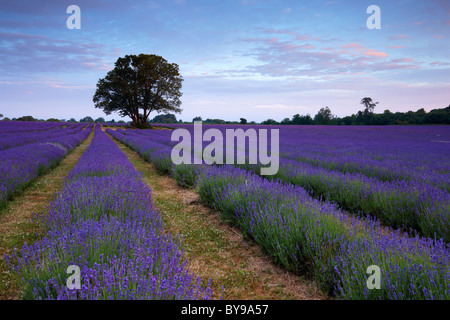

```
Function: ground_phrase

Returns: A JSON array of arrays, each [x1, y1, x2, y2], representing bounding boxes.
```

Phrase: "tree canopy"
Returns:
[[80, 116, 94, 123], [360, 97, 378, 115], [16, 115, 37, 121], [261, 118, 279, 125], [93, 54, 183, 128], [149, 113, 178, 124], [314, 106, 333, 125]]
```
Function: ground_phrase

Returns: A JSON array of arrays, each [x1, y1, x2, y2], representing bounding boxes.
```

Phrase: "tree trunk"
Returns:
[[130, 113, 138, 127], [142, 110, 150, 125]]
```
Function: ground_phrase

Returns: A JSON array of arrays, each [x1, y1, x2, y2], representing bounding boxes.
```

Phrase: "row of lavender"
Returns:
[[0, 123, 88, 151], [278, 126, 449, 193], [106, 127, 449, 299], [129, 125, 450, 242], [0, 123, 93, 208], [160, 124, 449, 192], [6, 125, 213, 299], [0, 121, 65, 134]]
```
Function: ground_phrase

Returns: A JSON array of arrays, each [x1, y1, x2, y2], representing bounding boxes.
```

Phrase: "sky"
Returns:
[[0, 0, 449, 123]]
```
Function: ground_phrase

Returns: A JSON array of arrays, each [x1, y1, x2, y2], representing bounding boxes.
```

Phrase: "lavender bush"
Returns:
[[196, 165, 450, 300]]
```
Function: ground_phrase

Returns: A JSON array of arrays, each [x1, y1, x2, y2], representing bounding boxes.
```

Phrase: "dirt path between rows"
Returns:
[[106, 130, 326, 300], [0, 128, 95, 300]]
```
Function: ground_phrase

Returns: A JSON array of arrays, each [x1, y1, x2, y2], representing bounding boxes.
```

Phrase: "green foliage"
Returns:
[[149, 113, 178, 124], [293, 113, 313, 125], [360, 97, 378, 114], [16, 115, 37, 121], [203, 118, 226, 124], [261, 119, 278, 125], [241, 104, 450, 126], [314, 107, 334, 125], [173, 164, 198, 188], [80, 116, 94, 123]]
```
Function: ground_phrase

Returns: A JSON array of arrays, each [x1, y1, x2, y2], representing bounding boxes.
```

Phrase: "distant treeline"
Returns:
[[0, 115, 126, 124], [2, 104, 449, 125], [165, 105, 450, 125], [263, 105, 450, 126]]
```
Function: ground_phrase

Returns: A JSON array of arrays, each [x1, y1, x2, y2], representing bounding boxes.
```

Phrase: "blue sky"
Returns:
[[0, 0, 448, 122]]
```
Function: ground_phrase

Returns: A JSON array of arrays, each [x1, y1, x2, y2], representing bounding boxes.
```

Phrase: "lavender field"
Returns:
[[6, 125, 212, 299], [107, 124, 450, 299], [2, 121, 449, 300], [0, 122, 93, 209]]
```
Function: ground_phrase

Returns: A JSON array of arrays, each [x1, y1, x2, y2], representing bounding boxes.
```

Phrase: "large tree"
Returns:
[[356, 97, 379, 124], [93, 54, 183, 128], [360, 97, 378, 115]]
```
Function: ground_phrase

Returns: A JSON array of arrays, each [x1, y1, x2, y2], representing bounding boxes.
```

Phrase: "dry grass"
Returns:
[[0, 130, 95, 300], [107, 132, 326, 300]]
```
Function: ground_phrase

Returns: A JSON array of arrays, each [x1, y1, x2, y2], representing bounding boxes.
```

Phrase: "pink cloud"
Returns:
[[98, 64, 112, 70], [82, 62, 111, 71], [370, 62, 418, 71], [430, 61, 450, 66], [391, 58, 414, 63], [342, 43, 364, 51], [279, 43, 296, 50], [239, 34, 427, 79], [295, 35, 310, 41], [387, 45, 406, 49], [433, 35, 444, 39], [363, 50, 388, 58], [298, 43, 315, 50]]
